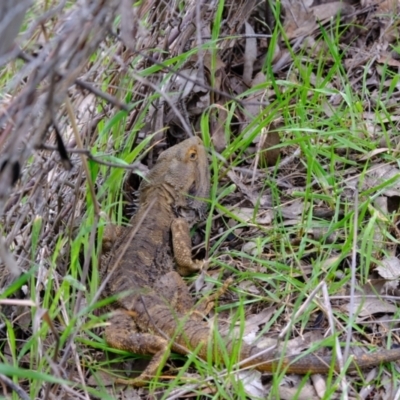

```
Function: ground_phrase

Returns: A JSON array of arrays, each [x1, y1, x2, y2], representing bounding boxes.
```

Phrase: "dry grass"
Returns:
[[1, 0, 400, 398]]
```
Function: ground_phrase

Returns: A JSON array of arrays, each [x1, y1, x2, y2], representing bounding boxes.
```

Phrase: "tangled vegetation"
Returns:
[[0, 0, 400, 398]]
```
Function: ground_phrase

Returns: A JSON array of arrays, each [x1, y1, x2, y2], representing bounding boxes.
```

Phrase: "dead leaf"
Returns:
[[359, 148, 390, 161], [376, 256, 400, 280], [227, 169, 273, 208], [211, 106, 228, 152], [278, 379, 319, 400], [167, 68, 202, 103], [346, 163, 400, 196], [243, 22, 257, 86], [279, 200, 305, 218], [232, 207, 273, 225], [341, 296, 398, 320], [311, 2, 354, 21], [258, 130, 281, 167], [87, 370, 119, 387], [242, 72, 273, 140], [244, 308, 276, 335], [284, 0, 354, 39], [306, 227, 337, 243], [282, 0, 315, 39], [242, 241, 262, 257], [257, 331, 325, 355], [219, 307, 276, 338], [378, 53, 400, 67], [360, 147, 389, 161], [363, 0, 399, 13], [238, 280, 262, 296], [236, 370, 267, 398], [319, 256, 342, 271], [359, 368, 379, 398], [364, 279, 392, 295], [311, 374, 327, 399]]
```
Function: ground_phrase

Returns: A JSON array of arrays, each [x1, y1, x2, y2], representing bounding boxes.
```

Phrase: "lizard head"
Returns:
[[140, 136, 210, 218]]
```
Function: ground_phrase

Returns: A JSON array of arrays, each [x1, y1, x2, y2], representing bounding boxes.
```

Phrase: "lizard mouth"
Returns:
[[188, 183, 197, 197], [186, 183, 207, 217]]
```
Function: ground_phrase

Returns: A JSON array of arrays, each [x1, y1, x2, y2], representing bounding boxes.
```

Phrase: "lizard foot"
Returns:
[[105, 310, 171, 387], [115, 376, 150, 387], [194, 277, 234, 317]]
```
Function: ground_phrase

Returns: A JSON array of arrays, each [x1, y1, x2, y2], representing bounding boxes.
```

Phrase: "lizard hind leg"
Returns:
[[102, 224, 127, 253], [105, 310, 170, 387], [154, 271, 196, 314], [194, 277, 233, 317]]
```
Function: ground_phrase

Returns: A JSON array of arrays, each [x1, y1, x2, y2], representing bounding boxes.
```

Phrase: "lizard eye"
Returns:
[[188, 150, 197, 160]]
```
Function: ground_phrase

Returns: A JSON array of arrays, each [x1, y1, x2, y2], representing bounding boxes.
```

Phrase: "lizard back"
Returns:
[[106, 136, 210, 309]]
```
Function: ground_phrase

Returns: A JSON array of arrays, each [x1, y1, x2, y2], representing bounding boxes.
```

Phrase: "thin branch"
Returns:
[[0, 374, 30, 400]]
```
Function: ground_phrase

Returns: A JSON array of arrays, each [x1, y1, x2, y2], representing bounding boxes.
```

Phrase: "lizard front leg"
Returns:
[[105, 310, 170, 387], [171, 218, 204, 276], [102, 224, 127, 253], [171, 218, 231, 317]]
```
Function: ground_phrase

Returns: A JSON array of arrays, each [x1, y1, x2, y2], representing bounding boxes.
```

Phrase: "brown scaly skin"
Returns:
[[104, 136, 400, 386]]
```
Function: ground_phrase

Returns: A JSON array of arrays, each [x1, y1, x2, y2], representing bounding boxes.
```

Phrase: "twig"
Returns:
[[39, 144, 149, 174], [344, 189, 358, 362], [322, 282, 348, 399], [201, 34, 272, 39], [66, 97, 100, 216], [75, 78, 130, 111], [129, 71, 193, 137], [17, 52, 130, 112], [0, 374, 30, 400], [279, 280, 325, 340]]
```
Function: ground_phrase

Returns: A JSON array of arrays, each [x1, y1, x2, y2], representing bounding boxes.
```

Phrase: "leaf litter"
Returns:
[[0, 0, 400, 399]]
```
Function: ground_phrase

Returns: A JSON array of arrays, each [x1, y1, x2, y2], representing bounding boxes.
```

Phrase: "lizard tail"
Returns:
[[174, 319, 400, 374]]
